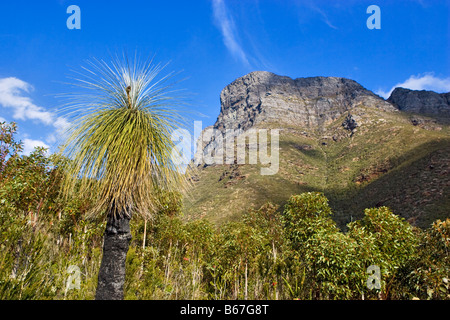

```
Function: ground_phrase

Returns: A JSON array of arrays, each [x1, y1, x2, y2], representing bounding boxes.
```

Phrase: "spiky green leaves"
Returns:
[[58, 55, 190, 219]]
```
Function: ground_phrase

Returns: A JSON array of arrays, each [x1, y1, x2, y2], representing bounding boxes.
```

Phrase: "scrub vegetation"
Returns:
[[1, 121, 448, 300]]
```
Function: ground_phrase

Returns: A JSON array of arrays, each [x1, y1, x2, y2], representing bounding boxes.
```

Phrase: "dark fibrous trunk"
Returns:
[[95, 212, 132, 300]]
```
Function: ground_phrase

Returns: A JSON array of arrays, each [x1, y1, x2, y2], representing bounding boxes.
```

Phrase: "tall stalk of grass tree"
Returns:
[[58, 54, 190, 300]]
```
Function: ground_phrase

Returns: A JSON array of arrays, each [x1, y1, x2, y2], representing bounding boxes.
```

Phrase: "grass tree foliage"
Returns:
[[57, 54, 190, 300], [0, 122, 449, 300]]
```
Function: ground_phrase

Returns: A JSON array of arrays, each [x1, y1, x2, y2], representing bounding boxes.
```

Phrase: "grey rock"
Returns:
[[387, 87, 450, 117], [194, 71, 396, 165], [215, 71, 394, 133], [342, 113, 359, 132], [410, 116, 437, 126]]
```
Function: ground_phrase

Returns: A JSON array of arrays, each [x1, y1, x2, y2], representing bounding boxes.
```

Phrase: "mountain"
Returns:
[[183, 71, 450, 229], [388, 87, 450, 118], [214, 71, 394, 131]]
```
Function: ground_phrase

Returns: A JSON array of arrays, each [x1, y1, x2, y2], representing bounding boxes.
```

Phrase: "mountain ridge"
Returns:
[[388, 86, 450, 118], [185, 71, 450, 229], [215, 71, 395, 130]]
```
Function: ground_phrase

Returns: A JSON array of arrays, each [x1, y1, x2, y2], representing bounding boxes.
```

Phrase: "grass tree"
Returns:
[[58, 54, 190, 300]]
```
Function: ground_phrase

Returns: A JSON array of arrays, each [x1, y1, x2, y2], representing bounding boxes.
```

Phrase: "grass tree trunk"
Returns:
[[95, 212, 132, 300]]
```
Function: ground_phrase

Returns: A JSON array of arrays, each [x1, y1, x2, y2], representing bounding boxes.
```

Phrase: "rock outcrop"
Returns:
[[215, 71, 394, 133], [341, 113, 359, 134], [387, 87, 450, 117], [194, 71, 395, 165]]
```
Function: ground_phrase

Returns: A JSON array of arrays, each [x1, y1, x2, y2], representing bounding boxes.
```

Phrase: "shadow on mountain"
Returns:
[[327, 138, 450, 230]]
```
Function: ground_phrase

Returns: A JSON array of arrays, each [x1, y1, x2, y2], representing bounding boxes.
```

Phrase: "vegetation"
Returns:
[[56, 55, 190, 299], [183, 107, 450, 229], [1, 121, 448, 300]]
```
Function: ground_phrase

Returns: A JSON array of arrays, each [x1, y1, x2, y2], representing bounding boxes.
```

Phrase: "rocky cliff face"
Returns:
[[194, 71, 395, 164], [387, 87, 450, 117], [214, 71, 394, 132]]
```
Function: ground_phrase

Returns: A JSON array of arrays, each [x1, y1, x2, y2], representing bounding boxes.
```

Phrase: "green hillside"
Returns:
[[183, 104, 450, 229]]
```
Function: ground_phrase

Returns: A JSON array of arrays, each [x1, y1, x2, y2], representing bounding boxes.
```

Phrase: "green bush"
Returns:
[[394, 218, 450, 300], [348, 206, 418, 298]]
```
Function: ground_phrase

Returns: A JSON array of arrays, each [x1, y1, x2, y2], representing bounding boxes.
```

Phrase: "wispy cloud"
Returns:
[[295, 1, 339, 30], [0, 77, 69, 130], [377, 73, 450, 99], [212, 0, 250, 67], [311, 5, 338, 30]]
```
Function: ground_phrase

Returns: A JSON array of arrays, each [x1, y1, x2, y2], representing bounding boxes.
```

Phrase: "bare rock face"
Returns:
[[214, 71, 394, 133], [193, 71, 395, 165], [387, 87, 450, 117]]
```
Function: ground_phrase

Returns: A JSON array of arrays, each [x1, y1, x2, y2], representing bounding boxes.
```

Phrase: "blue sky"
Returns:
[[0, 0, 449, 154]]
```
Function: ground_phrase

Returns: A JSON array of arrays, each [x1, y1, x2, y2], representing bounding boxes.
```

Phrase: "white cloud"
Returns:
[[212, 0, 250, 67], [22, 138, 50, 156], [53, 116, 70, 131], [0, 77, 72, 151], [377, 73, 450, 99], [0, 77, 54, 125], [45, 118, 70, 145]]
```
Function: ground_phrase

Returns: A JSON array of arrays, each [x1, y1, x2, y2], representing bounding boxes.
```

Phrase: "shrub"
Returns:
[[347, 207, 419, 299]]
